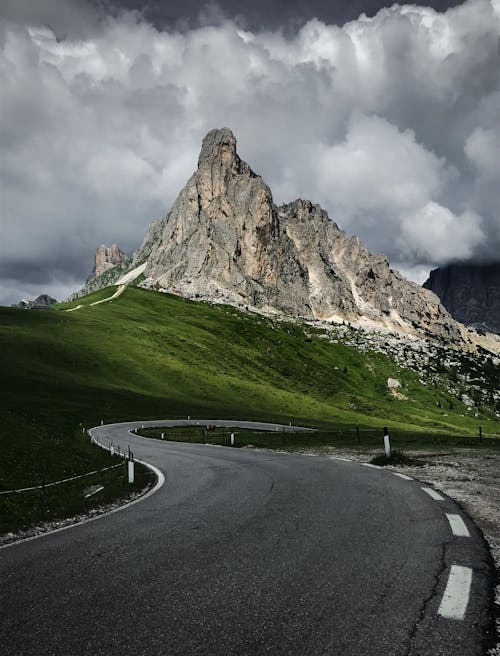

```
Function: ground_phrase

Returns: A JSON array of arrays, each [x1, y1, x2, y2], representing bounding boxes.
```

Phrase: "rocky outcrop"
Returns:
[[131, 128, 463, 342], [92, 244, 127, 278], [71, 244, 131, 299], [424, 264, 500, 334]]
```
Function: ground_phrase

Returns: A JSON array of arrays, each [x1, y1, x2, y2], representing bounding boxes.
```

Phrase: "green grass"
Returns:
[[1, 285, 499, 532], [3, 285, 498, 435], [0, 455, 153, 535]]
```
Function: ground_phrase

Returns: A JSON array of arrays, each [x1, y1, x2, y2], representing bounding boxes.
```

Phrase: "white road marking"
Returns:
[[421, 487, 445, 501], [328, 456, 352, 462], [445, 514, 470, 537], [392, 472, 413, 481], [362, 463, 381, 469], [438, 565, 473, 620]]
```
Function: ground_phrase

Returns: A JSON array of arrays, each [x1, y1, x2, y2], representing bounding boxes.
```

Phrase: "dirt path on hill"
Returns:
[[65, 284, 126, 312]]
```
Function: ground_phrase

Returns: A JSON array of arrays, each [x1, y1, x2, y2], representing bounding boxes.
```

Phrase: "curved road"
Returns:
[[0, 420, 494, 655]]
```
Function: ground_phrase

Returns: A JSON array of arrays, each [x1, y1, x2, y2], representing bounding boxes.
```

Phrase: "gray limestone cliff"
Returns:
[[423, 264, 500, 334], [131, 128, 462, 342], [76, 128, 465, 343], [92, 244, 128, 278], [72, 244, 130, 299]]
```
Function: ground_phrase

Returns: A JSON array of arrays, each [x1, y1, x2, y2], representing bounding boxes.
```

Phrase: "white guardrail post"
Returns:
[[128, 446, 135, 483], [383, 426, 391, 457]]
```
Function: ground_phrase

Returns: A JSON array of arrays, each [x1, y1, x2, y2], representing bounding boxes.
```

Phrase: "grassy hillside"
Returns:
[[1, 285, 499, 532], [2, 285, 499, 433], [0, 287, 500, 532]]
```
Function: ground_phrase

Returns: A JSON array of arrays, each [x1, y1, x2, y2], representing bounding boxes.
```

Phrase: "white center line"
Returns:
[[438, 565, 473, 620], [421, 486, 445, 501], [445, 513, 471, 537], [392, 472, 413, 480]]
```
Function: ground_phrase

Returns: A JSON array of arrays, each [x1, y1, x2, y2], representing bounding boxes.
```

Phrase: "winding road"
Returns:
[[0, 420, 494, 655]]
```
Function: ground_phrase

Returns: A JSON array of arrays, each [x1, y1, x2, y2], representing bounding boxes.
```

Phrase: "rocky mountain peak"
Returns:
[[16, 294, 57, 309], [84, 127, 468, 345], [198, 127, 237, 167], [424, 263, 500, 334]]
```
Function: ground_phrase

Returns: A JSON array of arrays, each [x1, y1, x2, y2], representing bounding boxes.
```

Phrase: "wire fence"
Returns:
[[137, 425, 500, 450], [0, 462, 124, 496]]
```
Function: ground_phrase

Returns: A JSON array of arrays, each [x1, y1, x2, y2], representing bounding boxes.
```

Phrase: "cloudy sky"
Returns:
[[1, 0, 499, 304]]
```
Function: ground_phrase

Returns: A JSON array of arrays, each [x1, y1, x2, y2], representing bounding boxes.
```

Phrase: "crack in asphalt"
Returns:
[[403, 539, 453, 656]]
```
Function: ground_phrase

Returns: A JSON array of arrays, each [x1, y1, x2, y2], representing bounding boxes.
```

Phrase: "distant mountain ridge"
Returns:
[[424, 263, 500, 335], [78, 127, 466, 344], [15, 294, 57, 309]]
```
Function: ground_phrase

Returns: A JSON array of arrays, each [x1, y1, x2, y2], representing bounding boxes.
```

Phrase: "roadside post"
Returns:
[[161, 432, 165, 439], [128, 449, 135, 483], [383, 426, 391, 457], [230, 432, 235, 447]]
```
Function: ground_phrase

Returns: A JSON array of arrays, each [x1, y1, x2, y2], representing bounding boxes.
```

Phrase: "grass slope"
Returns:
[[1, 285, 499, 528], [2, 286, 498, 434]]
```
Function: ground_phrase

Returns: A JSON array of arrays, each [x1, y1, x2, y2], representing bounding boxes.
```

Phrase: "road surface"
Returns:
[[0, 420, 494, 655]]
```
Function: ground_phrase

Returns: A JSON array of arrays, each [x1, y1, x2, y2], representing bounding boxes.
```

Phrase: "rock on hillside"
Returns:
[[424, 263, 500, 335], [129, 128, 463, 343]]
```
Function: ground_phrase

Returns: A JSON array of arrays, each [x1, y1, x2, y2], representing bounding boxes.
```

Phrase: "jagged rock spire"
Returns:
[[96, 128, 466, 343], [198, 128, 237, 167]]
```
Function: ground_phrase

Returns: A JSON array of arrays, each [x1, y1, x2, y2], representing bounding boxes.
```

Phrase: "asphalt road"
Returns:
[[0, 421, 494, 655]]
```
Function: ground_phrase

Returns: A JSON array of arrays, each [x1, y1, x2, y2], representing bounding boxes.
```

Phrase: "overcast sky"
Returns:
[[1, 0, 499, 304]]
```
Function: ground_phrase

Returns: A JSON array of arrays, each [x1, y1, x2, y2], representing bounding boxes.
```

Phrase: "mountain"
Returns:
[[82, 128, 464, 344], [15, 294, 58, 309], [423, 263, 500, 335]]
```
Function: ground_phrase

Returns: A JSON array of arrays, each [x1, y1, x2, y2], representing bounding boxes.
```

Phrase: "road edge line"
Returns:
[[438, 564, 473, 620], [445, 513, 471, 538]]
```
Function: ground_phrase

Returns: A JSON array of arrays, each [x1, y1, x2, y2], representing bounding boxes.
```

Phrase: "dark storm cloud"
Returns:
[[1, 0, 499, 303], [104, 0, 463, 31], [0, 0, 102, 37]]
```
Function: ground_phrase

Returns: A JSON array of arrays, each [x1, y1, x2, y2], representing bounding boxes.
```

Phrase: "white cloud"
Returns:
[[1, 0, 500, 302], [398, 202, 484, 262], [465, 127, 500, 180], [313, 113, 450, 214]]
